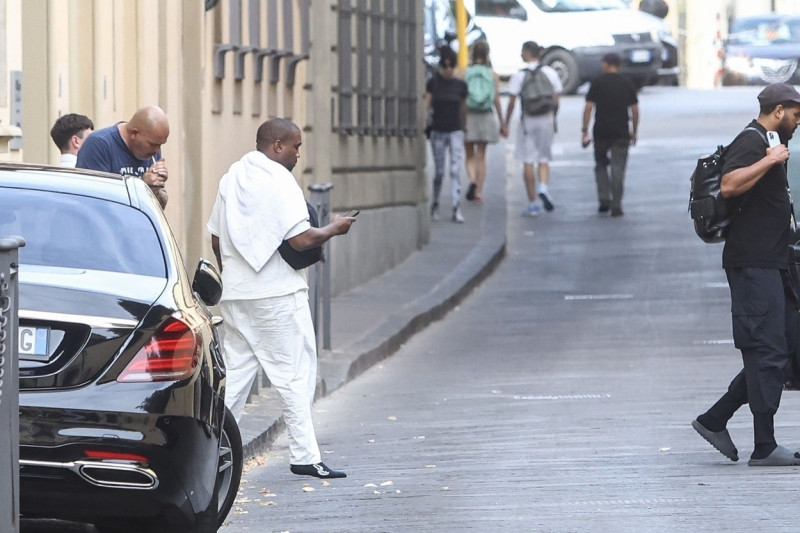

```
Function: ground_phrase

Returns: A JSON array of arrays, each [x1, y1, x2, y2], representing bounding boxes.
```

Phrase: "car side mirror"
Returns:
[[192, 258, 222, 306]]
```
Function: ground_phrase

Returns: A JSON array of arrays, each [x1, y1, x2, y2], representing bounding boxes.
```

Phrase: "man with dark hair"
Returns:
[[50, 113, 94, 168], [692, 83, 800, 466], [501, 41, 562, 217], [76, 106, 170, 208], [581, 52, 639, 216], [208, 118, 356, 479]]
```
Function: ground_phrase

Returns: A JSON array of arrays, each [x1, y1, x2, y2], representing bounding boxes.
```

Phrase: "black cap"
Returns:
[[757, 83, 800, 107], [602, 52, 621, 67]]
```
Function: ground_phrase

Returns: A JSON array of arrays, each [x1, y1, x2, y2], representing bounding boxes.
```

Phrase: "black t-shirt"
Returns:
[[426, 74, 467, 133], [722, 120, 792, 269], [585, 73, 638, 140]]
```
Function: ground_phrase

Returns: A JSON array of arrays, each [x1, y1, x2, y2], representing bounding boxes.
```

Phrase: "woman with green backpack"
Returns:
[[464, 40, 502, 203]]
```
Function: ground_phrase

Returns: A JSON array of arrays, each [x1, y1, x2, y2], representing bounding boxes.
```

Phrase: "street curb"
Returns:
[[240, 192, 508, 460], [343, 240, 506, 384]]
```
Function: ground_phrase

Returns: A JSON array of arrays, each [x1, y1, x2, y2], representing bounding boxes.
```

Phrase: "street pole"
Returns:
[[0, 235, 24, 533], [308, 183, 333, 351], [455, 0, 468, 68]]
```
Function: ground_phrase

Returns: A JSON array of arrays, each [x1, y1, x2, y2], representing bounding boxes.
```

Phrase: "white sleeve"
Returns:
[[544, 66, 563, 94], [206, 192, 222, 236], [285, 219, 312, 240], [507, 70, 525, 96]]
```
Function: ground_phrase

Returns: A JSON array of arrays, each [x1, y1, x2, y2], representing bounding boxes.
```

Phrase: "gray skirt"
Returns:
[[465, 111, 500, 144]]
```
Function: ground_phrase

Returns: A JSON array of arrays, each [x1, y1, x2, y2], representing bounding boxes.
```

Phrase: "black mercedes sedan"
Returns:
[[0, 165, 242, 532], [722, 13, 800, 86]]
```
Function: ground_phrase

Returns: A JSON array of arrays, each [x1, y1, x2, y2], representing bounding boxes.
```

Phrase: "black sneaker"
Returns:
[[539, 191, 554, 212], [466, 183, 477, 201], [290, 462, 347, 479], [598, 202, 610, 213]]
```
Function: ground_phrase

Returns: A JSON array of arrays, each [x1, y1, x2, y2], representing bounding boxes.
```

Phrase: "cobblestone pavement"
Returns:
[[220, 86, 800, 533]]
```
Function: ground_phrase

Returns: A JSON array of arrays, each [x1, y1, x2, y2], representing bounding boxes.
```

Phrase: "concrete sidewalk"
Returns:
[[236, 147, 508, 458]]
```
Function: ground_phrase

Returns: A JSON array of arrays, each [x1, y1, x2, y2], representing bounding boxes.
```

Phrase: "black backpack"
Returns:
[[688, 126, 766, 243], [278, 202, 324, 269]]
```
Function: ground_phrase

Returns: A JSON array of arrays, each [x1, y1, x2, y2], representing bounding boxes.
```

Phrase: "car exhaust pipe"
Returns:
[[20, 459, 159, 490], [75, 460, 159, 489]]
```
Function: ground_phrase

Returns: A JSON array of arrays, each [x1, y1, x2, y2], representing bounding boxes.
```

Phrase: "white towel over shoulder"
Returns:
[[220, 150, 308, 272]]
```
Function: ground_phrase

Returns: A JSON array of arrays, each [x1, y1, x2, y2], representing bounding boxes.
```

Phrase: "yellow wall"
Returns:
[[12, 0, 428, 294]]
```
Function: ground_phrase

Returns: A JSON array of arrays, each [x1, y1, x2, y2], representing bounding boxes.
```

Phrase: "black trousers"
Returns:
[[706, 268, 797, 447]]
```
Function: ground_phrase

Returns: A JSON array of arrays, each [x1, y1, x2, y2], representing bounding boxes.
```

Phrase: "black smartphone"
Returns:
[[345, 209, 360, 217]]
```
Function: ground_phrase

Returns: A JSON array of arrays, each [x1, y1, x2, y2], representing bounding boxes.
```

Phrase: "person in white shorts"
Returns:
[[501, 41, 563, 217], [207, 118, 356, 479]]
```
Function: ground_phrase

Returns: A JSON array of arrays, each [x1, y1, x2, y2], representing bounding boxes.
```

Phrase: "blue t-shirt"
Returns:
[[76, 122, 161, 178]]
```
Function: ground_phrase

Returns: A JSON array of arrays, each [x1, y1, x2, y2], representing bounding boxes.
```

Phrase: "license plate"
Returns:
[[630, 49, 652, 63], [19, 326, 50, 358]]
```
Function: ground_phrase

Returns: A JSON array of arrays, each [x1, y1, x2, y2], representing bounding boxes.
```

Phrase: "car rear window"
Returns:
[[0, 188, 166, 277]]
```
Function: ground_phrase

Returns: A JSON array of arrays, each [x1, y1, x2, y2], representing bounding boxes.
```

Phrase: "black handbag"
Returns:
[[278, 202, 324, 270]]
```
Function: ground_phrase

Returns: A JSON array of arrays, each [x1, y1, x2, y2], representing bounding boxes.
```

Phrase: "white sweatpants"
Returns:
[[219, 291, 321, 465]]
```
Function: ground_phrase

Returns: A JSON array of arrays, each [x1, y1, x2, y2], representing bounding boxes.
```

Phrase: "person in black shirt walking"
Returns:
[[692, 83, 800, 466], [426, 46, 468, 223], [580, 53, 639, 216]]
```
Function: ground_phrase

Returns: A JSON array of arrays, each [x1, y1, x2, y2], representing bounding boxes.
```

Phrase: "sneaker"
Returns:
[[466, 183, 477, 201], [290, 462, 347, 479], [431, 203, 440, 221], [452, 207, 465, 223], [522, 204, 542, 217], [611, 207, 624, 217], [598, 202, 610, 213], [539, 191, 555, 212]]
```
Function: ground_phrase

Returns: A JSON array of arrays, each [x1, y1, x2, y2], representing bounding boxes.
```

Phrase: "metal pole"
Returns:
[[455, 0, 468, 69], [0, 235, 25, 533], [308, 183, 333, 350]]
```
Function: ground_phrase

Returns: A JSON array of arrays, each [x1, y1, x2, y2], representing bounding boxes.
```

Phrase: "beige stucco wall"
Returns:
[[12, 0, 428, 296]]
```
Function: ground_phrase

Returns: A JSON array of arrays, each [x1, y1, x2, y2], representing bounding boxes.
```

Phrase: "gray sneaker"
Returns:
[[431, 203, 440, 221], [452, 207, 465, 223]]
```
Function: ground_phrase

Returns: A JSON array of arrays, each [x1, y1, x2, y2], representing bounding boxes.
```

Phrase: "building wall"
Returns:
[[13, 0, 429, 296]]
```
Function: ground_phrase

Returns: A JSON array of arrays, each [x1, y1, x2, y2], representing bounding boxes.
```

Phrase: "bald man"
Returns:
[[77, 105, 170, 208]]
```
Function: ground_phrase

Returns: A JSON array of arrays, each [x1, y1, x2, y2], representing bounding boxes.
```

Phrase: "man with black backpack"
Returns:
[[501, 41, 562, 217], [692, 83, 800, 467]]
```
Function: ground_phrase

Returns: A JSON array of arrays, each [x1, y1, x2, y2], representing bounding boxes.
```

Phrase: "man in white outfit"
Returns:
[[207, 118, 356, 479], [501, 41, 563, 217]]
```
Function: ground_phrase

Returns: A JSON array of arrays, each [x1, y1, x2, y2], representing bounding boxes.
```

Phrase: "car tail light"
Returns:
[[84, 449, 149, 463], [117, 317, 200, 382]]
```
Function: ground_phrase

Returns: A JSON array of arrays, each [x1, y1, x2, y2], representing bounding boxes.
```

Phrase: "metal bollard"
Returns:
[[308, 183, 333, 351], [0, 235, 25, 533]]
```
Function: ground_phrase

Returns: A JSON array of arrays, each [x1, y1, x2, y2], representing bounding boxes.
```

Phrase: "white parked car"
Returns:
[[462, 0, 678, 93]]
